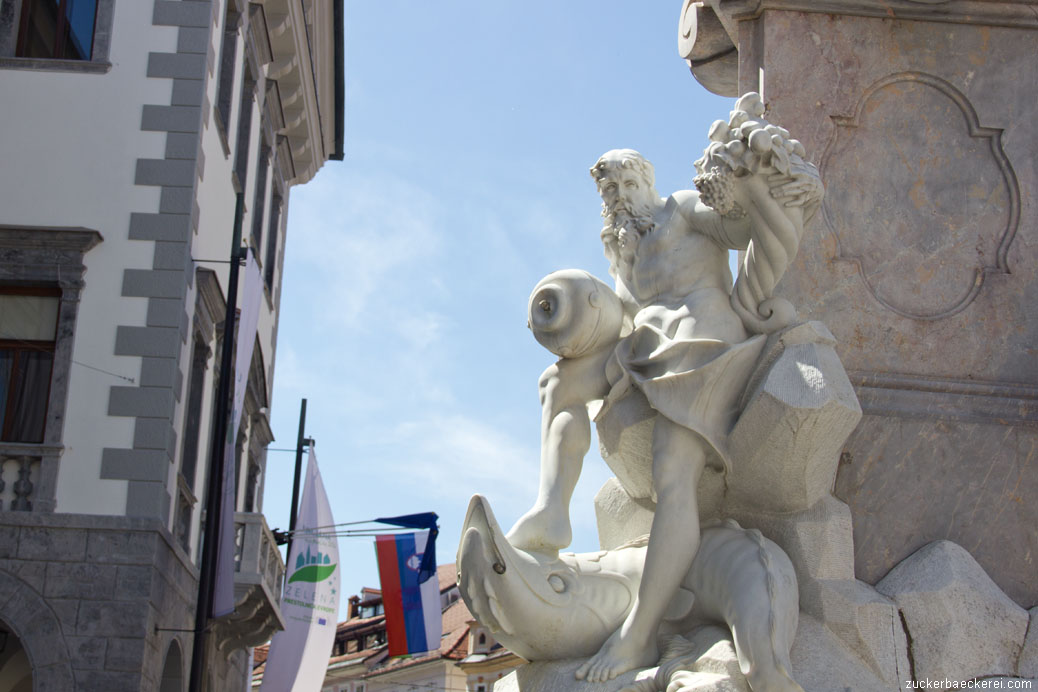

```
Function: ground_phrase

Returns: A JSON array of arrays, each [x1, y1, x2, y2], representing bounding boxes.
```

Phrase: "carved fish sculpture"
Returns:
[[457, 495, 803, 691], [458, 494, 644, 661]]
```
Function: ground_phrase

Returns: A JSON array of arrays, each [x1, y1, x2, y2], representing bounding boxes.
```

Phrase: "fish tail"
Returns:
[[746, 528, 803, 692]]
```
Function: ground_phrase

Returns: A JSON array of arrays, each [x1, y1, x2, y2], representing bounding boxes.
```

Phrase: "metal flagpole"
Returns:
[[188, 192, 245, 692], [286, 398, 307, 559]]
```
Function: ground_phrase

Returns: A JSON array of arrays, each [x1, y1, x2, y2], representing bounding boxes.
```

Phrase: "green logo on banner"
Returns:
[[289, 563, 337, 584], [290, 545, 336, 583]]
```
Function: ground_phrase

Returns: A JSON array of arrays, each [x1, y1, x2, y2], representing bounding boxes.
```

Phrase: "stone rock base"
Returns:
[[494, 616, 897, 692], [877, 541, 1032, 683]]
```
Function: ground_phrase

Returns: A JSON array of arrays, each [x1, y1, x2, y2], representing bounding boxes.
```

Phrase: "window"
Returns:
[[174, 336, 207, 553], [0, 0, 112, 69], [359, 602, 383, 618], [251, 145, 270, 251], [159, 639, 183, 692], [174, 488, 192, 553], [264, 194, 282, 293], [214, 4, 240, 136], [233, 423, 246, 508], [0, 287, 59, 443], [16, 0, 97, 60], [180, 337, 209, 490], [234, 65, 256, 190], [0, 227, 100, 512], [243, 459, 260, 512]]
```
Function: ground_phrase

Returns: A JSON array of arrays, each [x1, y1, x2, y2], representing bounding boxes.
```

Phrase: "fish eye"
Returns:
[[548, 574, 566, 593], [493, 562, 506, 574]]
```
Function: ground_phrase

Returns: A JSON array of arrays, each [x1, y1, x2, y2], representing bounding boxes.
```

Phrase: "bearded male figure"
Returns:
[[506, 124, 821, 681]]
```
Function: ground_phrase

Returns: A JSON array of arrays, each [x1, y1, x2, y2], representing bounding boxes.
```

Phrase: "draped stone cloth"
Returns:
[[598, 290, 765, 477]]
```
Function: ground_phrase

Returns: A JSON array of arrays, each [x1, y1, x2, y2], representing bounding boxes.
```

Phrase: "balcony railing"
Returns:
[[234, 511, 285, 598], [0, 444, 62, 512], [213, 511, 287, 651], [0, 453, 40, 511]]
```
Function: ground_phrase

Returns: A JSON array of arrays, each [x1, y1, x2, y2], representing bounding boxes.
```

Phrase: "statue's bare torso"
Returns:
[[621, 195, 748, 345]]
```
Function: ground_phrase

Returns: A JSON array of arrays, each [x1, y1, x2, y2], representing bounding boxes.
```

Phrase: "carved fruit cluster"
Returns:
[[693, 92, 808, 218], [693, 166, 744, 219]]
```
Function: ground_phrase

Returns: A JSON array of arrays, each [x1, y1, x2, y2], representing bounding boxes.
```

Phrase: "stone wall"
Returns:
[[0, 511, 244, 690], [685, 1, 1037, 607]]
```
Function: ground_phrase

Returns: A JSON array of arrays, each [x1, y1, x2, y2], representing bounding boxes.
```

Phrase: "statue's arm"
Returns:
[[689, 91, 824, 333], [601, 227, 641, 330], [672, 189, 752, 249], [613, 275, 640, 332]]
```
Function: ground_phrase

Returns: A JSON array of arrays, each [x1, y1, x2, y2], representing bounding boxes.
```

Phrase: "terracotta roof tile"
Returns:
[[437, 563, 458, 592], [336, 614, 385, 632], [441, 598, 472, 639], [327, 648, 375, 665]]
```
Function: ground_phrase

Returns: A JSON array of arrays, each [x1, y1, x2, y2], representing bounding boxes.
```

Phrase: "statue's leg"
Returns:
[[506, 349, 612, 553], [577, 415, 706, 682]]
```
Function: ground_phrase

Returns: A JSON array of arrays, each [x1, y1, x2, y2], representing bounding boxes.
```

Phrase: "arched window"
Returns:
[[160, 640, 184, 692]]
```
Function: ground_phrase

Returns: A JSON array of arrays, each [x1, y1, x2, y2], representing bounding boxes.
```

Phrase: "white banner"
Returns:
[[214, 249, 265, 616], [260, 448, 340, 692]]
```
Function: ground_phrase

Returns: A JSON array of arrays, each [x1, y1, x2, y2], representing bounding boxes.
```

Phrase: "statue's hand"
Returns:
[[601, 227, 621, 271], [616, 228, 638, 263], [768, 169, 822, 208], [767, 161, 823, 223]]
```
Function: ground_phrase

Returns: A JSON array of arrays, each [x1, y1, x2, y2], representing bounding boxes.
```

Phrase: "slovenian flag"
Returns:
[[375, 531, 442, 657]]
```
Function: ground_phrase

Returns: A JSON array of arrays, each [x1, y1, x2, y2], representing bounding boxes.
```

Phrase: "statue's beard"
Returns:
[[602, 198, 656, 237]]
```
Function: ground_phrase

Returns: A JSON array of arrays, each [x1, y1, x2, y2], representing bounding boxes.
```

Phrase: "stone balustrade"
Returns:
[[233, 510, 285, 599], [213, 511, 287, 652], [0, 451, 42, 511]]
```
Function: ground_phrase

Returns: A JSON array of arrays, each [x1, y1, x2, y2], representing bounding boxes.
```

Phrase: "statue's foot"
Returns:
[[506, 504, 571, 553], [574, 625, 658, 683]]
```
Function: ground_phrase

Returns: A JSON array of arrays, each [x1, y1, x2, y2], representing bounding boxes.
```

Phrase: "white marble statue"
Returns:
[[501, 93, 821, 683]]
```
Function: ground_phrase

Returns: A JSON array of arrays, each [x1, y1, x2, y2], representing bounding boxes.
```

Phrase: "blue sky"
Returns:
[[261, 2, 733, 614]]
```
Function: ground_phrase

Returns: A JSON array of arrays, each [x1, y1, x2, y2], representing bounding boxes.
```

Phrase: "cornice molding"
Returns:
[[716, 0, 1038, 29], [0, 225, 103, 253], [253, 0, 337, 185]]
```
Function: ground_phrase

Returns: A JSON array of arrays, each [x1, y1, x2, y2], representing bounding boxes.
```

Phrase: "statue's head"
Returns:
[[590, 149, 655, 190], [590, 149, 660, 235]]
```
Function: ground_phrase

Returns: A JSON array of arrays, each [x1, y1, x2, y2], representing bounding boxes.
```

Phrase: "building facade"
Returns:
[[0, 0, 342, 689]]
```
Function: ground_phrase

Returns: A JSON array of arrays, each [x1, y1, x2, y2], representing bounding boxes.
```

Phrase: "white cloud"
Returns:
[[380, 411, 614, 552], [390, 412, 540, 525], [394, 310, 446, 352], [269, 345, 308, 396], [285, 168, 446, 332]]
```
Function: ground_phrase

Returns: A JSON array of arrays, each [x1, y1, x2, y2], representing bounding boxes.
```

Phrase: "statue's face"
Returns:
[[598, 168, 654, 216]]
